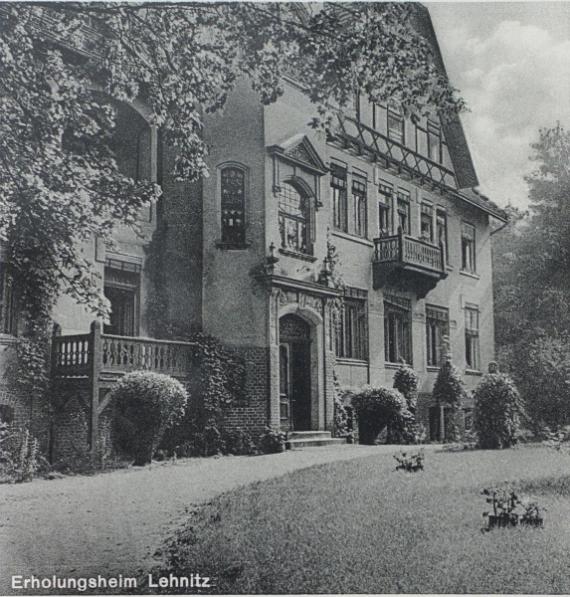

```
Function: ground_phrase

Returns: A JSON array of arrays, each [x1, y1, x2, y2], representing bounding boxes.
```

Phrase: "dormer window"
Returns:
[[387, 105, 405, 144]]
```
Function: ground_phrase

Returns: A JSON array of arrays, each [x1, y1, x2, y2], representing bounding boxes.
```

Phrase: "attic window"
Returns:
[[387, 105, 405, 144], [427, 120, 442, 163]]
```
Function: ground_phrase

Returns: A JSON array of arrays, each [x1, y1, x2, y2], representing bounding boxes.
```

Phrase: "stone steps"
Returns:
[[286, 431, 346, 450]]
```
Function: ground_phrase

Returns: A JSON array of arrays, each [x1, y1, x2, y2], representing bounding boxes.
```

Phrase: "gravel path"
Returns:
[[0, 444, 406, 593]]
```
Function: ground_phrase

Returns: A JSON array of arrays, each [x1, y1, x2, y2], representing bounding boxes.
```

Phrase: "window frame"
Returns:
[[427, 120, 442, 163], [219, 163, 248, 249], [278, 181, 312, 256], [420, 202, 434, 242], [378, 180, 393, 237], [436, 208, 449, 262], [396, 189, 411, 234], [384, 296, 412, 365], [103, 265, 141, 337], [464, 305, 480, 371], [461, 221, 477, 273], [350, 172, 368, 238], [335, 289, 369, 362], [330, 161, 348, 233], [387, 105, 405, 144], [425, 305, 449, 368]]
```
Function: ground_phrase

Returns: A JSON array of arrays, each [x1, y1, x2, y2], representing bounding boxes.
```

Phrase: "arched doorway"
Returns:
[[279, 314, 311, 431]]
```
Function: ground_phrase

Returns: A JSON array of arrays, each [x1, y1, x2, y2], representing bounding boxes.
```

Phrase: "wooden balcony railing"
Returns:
[[374, 231, 445, 274], [373, 229, 446, 298], [330, 114, 458, 190], [51, 322, 197, 380]]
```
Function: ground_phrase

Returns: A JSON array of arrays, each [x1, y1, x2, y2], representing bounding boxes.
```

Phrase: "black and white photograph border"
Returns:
[[1, 0, 569, 594]]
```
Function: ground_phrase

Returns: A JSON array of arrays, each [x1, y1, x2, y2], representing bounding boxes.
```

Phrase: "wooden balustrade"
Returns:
[[51, 324, 196, 380], [374, 231, 444, 275], [101, 335, 196, 376]]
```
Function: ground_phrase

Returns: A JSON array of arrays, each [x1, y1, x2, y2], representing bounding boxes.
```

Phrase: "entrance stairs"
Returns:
[[286, 431, 346, 450]]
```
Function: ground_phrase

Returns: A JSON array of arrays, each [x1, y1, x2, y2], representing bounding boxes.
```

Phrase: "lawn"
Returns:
[[148, 446, 570, 594]]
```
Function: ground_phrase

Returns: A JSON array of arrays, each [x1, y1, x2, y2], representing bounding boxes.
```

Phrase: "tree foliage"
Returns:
[[1, 2, 463, 323], [432, 357, 465, 441], [473, 372, 524, 449], [493, 124, 570, 430]]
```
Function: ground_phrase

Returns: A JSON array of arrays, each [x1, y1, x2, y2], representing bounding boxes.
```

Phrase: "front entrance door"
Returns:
[[279, 315, 311, 431]]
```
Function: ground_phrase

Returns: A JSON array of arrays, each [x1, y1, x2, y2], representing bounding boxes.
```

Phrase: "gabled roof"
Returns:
[[267, 134, 328, 175], [409, 4, 479, 190]]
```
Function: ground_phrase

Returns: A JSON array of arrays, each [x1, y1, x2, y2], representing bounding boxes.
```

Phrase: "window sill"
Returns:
[[426, 366, 440, 373], [460, 270, 480, 280], [336, 358, 368, 367], [216, 241, 251, 250], [331, 230, 373, 247], [0, 334, 18, 345], [385, 361, 412, 370], [278, 248, 318, 262], [465, 369, 483, 376]]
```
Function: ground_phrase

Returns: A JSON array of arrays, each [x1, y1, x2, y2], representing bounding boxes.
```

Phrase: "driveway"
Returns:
[[0, 444, 408, 594]]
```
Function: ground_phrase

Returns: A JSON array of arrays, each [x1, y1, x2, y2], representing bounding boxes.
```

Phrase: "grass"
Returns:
[[147, 446, 570, 594]]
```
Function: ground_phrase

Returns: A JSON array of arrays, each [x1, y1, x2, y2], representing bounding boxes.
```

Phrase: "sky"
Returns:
[[428, 2, 570, 208]]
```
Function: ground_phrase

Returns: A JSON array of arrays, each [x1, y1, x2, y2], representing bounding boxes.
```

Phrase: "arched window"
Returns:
[[278, 182, 310, 254], [220, 166, 246, 246]]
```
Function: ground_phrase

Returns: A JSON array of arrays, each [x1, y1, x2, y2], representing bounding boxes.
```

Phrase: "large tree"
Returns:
[[493, 124, 570, 430], [0, 3, 464, 394]]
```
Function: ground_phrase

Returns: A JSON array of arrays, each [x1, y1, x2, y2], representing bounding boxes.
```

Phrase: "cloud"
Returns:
[[439, 18, 570, 207]]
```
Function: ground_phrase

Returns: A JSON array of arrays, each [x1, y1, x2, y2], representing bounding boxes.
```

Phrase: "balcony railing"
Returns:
[[373, 229, 446, 298], [52, 322, 197, 380], [330, 114, 458, 190]]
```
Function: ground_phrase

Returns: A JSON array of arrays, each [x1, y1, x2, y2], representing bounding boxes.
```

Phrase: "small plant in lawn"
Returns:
[[394, 450, 424, 473], [259, 427, 286, 454], [111, 371, 188, 466], [482, 486, 545, 530]]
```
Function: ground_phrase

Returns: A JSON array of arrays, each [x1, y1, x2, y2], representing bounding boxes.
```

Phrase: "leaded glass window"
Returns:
[[278, 183, 309, 254], [221, 166, 246, 246]]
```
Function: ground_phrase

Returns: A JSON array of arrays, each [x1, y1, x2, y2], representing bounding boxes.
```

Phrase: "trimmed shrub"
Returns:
[[393, 364, 419, 413], [259, 427, 286, 454], [474, 372, 524, 449], [432, 358, 465, 442], [352, 386, 408, 445], [111, 371, 188, 466]]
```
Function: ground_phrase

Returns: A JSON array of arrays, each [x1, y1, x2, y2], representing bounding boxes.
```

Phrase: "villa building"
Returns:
[[0, 4, 506, 457]]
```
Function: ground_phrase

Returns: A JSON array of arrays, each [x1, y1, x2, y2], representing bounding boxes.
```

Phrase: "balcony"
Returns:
[[373, 230, 447, 299], [52, 323, 197, 382], [329, 114, 458, 191]]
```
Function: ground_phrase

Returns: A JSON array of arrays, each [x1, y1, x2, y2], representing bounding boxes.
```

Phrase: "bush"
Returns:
[[111, 371, 188, 466], [0, 419, 46, 483], [393, 364, 419, 413], [352, 386, 409, 445], [516, 334, 570, 432], [222, 427, 256, 456], [474, 372, 524, 449], [259, 427, 286, 454], [432, 358, 465, 442]]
